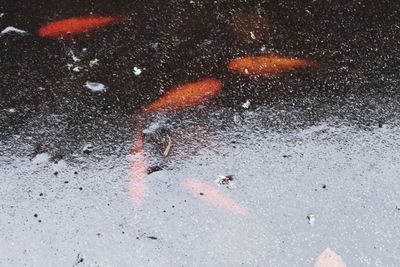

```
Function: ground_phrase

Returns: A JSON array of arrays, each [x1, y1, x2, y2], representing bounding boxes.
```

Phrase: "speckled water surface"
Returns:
[[1, 0, 400, 266]]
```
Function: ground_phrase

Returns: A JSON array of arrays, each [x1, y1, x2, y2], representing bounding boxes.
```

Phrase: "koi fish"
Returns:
[[37, 16, 121, 38], [183, 179, 252, 218], [228, 55, 313, 76], [314, 248, 347, 267], [129, 117, 148, 205], [145, 78, 223, 113]]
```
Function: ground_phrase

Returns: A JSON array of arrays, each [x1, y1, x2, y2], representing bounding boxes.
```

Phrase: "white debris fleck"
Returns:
[[6, 108, 16, 113], [260, 45, 266, 52], [82, 144, 94, 154], [89, 58, 99, 67], [0, 13, 5, 18], [307, 213, 316, 226], [233, 114, 242, 124], [250, 31, 256, 40], [72, 66, 82, 72], [0, 26, 28, 36], [84, 81, 107, 93], [133, 66, 142, 76], [242, 100, 251, 109], [68, 49, 80, 62]]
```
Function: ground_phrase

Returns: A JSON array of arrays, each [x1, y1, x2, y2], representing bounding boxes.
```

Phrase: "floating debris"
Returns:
[[163, 135, 172, 157], [147, 166, 163, 175], [89, 58, 99, 67], [233, 113, 242, 124], [242, 100, 251, 109], [84, 81, 107, 93], [396, 204, 400, 211], [72, 66, 82, 72], [133, 66, 142, 76], [0, 26, 28, 36], [216, 175, 234, 188], [307, 213, 316, 226], [6, 108, 16, 113], [82, 144, 94, 154]]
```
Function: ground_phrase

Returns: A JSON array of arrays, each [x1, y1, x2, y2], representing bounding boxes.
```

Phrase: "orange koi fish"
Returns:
[[145, 78, 223, 113], [37, 16, 121, 38], [314, 248, 347, 267], [129, 117, 148, 205], [183, 179, 252, 218], [228, 55, 313, 76]]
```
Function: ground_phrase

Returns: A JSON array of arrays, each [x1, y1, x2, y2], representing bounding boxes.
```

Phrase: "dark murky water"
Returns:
[[1, 0, 399, 157]]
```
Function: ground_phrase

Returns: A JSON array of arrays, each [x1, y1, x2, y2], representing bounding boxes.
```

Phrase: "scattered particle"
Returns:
[[82, 144, 94, 154], [84, 81, 107, 92], [89, 58, 99, 67], [6, 108, 16, 113], [74, 171, 78, 175], [199, 192, 204, 195], [64, 181, 69, 184], [133, 66, 142, 76], [307, 213, 315, 225], [39, 193, 43, 196], [34, 214, 38, 218], [147, 236, 158, 240], [242, 100, 251, 109], [38, 220, 42, 223], [0, 26, 28, 36], [216, 175, 234, 188], [72, 66, 82, 72], [396, 204, 400, 211], [147, 166, 162, 174], [54, 171, 59, 176], [322, 184, 327, 189], [79, 187, 83, 191]]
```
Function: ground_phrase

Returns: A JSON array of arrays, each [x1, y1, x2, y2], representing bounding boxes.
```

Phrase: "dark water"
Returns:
[[1, 0, 399, 156]]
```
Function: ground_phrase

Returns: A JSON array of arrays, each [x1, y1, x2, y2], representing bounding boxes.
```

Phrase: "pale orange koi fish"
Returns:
[[129, 78, 222, 205], [37, 16, 122, 38], [183, 179, 252, 218], [314, 248, 347, 267], [228, 55, 313, 76], [144, 78, 223, 113], [129, 117, 148, 205]]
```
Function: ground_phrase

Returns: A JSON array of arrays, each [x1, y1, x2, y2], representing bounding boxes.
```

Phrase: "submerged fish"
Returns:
[[128, 78, 222, 205], [228, 55, 313, 76], [37, 16, 121, 38], [314, 248, 347, 267], [183, 179, 252, 218], [129, 117, 148, 205], [145, 78, 223, 113]]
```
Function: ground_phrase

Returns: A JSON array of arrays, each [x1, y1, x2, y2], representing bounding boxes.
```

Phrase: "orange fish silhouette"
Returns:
[[129, 117, 148, 205], [183, 179, 252, 218], [129, 78, 222, 205], [37, 16, 121, 38], [228, 55, 312, 76], [145, 78, 223, 113]]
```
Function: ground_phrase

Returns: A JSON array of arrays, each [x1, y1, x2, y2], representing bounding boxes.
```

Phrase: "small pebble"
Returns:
[[307, 213, 315, 226]]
